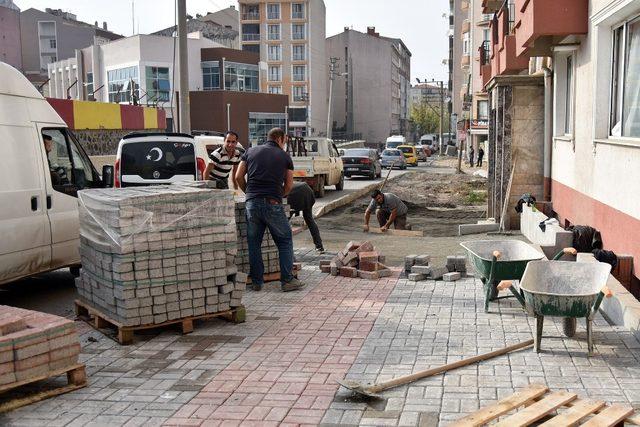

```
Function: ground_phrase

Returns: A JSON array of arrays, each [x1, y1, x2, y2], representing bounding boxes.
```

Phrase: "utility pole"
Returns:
[[438, 80, 444, 155], [177, 0, 191, 133], [326, 57, 338, 139]]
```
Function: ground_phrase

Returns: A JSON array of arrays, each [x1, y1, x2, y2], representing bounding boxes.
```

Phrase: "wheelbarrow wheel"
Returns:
[[563, 318, 577, 337]]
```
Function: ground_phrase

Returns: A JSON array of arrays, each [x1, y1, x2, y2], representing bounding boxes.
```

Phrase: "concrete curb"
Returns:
[[313, 182, 383, 219]]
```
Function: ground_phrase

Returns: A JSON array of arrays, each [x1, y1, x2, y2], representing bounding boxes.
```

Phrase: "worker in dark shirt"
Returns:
[[235, 128, 305, 292], [287, 182, 324, 253]]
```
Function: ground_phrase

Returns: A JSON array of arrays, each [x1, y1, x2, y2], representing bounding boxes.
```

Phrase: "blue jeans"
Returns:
[[245, 198, 294, 286]]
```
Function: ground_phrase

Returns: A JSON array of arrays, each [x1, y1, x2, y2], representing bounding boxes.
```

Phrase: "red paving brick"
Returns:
[[164, 273, 398, 424]]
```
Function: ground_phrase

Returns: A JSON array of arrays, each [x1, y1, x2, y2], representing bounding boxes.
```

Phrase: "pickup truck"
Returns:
[[289, 137, 344, 197]]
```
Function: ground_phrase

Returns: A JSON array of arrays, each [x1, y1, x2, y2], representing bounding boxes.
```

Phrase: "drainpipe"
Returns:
[[542, 64, 553, 202]]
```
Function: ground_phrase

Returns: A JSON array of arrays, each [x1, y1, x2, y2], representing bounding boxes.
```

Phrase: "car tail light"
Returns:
[[360, 158, 371, 164], [196, 157, 206, 180], [114, 159, 121, 188]]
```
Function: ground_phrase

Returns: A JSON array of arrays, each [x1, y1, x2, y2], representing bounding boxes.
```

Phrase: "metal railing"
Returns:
[[241, 12, 260, 20], [479, 40, 491, 64], [242, 33, 260, 41]]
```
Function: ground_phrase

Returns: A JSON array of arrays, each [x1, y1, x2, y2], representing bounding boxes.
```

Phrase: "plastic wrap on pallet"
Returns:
[[75, 184, 244, 327]]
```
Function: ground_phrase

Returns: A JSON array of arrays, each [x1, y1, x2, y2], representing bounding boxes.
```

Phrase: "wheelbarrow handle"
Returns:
[[496, 280, 527, 308], [552, 247, 577, 261], [497, 280, 512, 291], [590, 286, 614, 320]]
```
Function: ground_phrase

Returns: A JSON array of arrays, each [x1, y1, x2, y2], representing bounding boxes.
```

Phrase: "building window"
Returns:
[[292, 85, 307, 102], [242, 23, 260, 41], [292, 65, 306, 81], [292, 3, 305, 19], [145, 66, 170, 102], [292, 24, 306, 40], [288, 107, 307, 123], [241, 4, 260, 20], [242, 44, 260, 54], [611, 17, 640, 137], [268, 44, 281, 61], [225, 61, 259, 92], [463, 32, 470, 55], [249, 113, 288, 146], [477, 100, 489, 120], [268, 85, 282, 94], [107, 66, 139, 103], [268, 65, 281, 82], [564, 55, 574, 135], [86, 72, 94, 100], [267, 24, 280, 41], [202, 61, 220, 90], [292, 44, 306, 61], [267, 3, 280, 20], [49, 39, 56, 49]]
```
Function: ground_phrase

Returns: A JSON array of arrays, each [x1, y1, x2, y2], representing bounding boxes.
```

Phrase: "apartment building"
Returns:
[[200, 6, 240, 33], [0, 0, 21, 70], [239, 0, 327, 137], [20, 8, 122, 88], [326, 27, 411, 145], [480, 0, 639, 287]]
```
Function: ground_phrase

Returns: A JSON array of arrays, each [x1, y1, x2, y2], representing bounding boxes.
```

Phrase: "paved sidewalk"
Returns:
[[2, 249, 640, 426]]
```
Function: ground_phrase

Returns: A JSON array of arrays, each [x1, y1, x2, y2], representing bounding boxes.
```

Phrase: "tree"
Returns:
[[410, 102, 450, 136]]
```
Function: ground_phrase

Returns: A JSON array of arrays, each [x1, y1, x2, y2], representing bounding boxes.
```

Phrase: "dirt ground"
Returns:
[[294, 162, 524, 267]]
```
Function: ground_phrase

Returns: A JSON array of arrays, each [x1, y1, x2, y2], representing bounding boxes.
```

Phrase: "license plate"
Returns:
[[346, 168, 358, 171]]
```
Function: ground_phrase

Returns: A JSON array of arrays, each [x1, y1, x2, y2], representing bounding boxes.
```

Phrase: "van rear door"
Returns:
[[120, 141, 196, 186], [0, 100, 51, 284]]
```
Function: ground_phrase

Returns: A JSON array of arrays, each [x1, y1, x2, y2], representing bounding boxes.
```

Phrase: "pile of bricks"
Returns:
[[234, 197, 280, 275], [0, 306, 80, 386], [319, 241, 392, 280], [75, 185, 245, 327], [406, 254, 466, 282]]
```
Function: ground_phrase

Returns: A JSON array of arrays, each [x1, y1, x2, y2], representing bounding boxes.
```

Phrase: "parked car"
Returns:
[[0, 62, 112, 286], [115, 133, 198, 187], [380, 149, 407, 169], [341, 148, 382, 179], [415, 144, 428, 161], [397, 145, 419, 167], [290, 137, 344, 197]]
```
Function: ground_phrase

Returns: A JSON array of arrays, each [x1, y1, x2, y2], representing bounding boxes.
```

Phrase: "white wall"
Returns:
[[308, 0, 327, 136]]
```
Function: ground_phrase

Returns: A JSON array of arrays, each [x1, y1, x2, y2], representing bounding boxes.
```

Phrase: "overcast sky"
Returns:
[[14, 0, 450, 82]]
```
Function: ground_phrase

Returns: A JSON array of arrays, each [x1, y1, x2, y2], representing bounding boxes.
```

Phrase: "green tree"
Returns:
[[410, 102, 449, 136]]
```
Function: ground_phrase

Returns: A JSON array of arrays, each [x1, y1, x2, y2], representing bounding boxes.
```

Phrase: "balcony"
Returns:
[[514, 0, 588, 57], [461, 0, 469, 11], [241, 12, 260, 21], [462, 54, 470, 67], [482, 0, 502, 13], [462, 19, 471, 34], [497, 3, 529, 75], [242, 33, 260, 42]]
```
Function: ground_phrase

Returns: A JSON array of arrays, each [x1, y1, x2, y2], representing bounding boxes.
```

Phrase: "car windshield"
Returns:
[[121, 141, 196, 180], [382, 150, 401, 156], [343, 149, 370, 157], [398, 146, 413, 154]]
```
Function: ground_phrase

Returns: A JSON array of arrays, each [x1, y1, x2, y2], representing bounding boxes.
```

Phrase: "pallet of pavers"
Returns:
[[0, 306, 85, 413], [452, 383, 640, 427], [74, 185, 246, 345]]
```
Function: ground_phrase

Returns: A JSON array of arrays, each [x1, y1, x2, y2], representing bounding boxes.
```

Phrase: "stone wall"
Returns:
[[487, 76, 544, 229], [74, 129, 163, 156]]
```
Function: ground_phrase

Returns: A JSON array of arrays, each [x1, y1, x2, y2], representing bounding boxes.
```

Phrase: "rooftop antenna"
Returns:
[[132, 0, 135, 35]]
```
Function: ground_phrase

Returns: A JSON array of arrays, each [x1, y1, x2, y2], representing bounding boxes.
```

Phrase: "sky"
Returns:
[[14, 0, 450, 82]]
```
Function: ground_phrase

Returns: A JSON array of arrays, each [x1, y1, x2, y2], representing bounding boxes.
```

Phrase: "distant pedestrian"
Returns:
[[469, 146, 475, 167], [235, 128, 305, 292], [287, 182, 324, 253], [477, 147, 485, 167], [204, 131, 241, 189]]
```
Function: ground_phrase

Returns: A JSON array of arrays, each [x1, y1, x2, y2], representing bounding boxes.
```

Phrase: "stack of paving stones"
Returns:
[[405, 253, 461, 281], [447, 255, 467, 275], [75, 185, 246, 328], [0, 306, 80, 386], [319, 241, 392, 280], [234, 197, 280, 275]]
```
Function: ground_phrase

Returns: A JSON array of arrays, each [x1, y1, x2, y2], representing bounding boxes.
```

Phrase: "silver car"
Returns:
[[380, 149, 407, 169]]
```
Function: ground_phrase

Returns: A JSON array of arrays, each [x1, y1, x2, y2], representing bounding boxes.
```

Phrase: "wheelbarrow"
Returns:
[[460, 240, 558, 312], [497, 260, 612, 355]]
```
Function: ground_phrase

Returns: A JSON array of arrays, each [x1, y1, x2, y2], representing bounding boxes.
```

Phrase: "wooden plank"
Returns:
[[451, 384, 549, 427], [625, 412, 640, 425], [494, 391, 577, 427], [0, 364, 86, 394], [540, 399, 605, 427], [580, 404, 634, 427], [0, 383, 85, 414], [367, 228, 424, 237]]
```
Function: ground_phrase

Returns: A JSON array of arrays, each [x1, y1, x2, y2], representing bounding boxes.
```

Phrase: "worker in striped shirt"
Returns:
[[204, 131, 242, 189]]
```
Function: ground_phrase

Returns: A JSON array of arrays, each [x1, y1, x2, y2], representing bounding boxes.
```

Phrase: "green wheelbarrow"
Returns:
[[498, 260, 613, 355], [460, 240, 558, 312]]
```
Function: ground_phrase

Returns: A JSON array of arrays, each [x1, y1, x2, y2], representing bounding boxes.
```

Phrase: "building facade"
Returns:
[[0, 0, 21, 70], [152, 15, 239, 49], [326, 27, 411, 145], [20, 8, 122, 88], [239, 0, 327, 137], [200, 6, 240, 33]]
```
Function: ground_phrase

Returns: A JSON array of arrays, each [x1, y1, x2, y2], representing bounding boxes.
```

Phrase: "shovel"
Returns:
[[337, 339, 533, 399]]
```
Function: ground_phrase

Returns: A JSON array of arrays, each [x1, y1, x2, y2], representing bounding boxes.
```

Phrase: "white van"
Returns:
[[385, 135, 406, 149], [0, 62, 111, 285]]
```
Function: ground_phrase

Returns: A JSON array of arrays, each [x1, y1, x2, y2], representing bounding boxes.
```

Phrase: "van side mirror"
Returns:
[[102, 165, 114, 188]]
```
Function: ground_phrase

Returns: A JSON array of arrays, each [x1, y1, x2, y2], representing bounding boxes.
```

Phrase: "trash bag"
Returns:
[[568, 225, 603, 252], [592, 249, 618, 268], [515, 194, 537, 213]]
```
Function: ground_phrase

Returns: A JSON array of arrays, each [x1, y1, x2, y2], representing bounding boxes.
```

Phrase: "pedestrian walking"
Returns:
[[235, 128, 305, 292], [477, 147, 485, 167], [287, 182, 324, 253], [469, 146, 475, 167], [204, 131, 242, 189]]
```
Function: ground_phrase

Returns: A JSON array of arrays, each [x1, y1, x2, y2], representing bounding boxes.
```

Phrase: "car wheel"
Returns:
[[344, 174, 351, 179], [335, 173, 344, 191], [402, 165, 407, 170]]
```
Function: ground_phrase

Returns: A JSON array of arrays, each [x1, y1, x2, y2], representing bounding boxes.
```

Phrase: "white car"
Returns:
[[114, 133, 198, 187]]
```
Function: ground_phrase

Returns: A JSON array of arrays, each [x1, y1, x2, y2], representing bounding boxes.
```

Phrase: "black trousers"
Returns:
[[291, 208, 323, 250]]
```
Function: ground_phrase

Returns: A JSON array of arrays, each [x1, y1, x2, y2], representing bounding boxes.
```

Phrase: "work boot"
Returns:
[[281, 277, 306, 292], [252, 283, 263, 291], [315, 247, 325, 254]]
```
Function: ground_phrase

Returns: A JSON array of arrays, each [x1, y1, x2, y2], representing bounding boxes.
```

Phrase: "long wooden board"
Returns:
[[452, 384, 548, 427], [367, 228, 424, 237], [540, 399, 605, 427], [493, 391, 577, 427], [580, 404, 634, 427]]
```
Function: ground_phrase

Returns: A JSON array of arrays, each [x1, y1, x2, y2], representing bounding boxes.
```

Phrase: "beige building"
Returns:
[[239, 0, 327, 137]]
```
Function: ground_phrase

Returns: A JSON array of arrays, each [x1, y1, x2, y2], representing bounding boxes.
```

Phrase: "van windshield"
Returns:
[[121, 141, 196, 180], [386, 140, 401, 149]]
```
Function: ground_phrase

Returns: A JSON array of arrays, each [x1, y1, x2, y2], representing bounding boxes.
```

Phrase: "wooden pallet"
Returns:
[[452, 384, 640, 427], [74, 300, 246, 345], [245, 265, 300, 285], [0, 364, 86, 413]]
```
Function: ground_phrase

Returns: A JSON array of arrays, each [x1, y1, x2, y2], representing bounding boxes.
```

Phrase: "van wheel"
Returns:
[[70, 266, 81, 277], [335, 173, 344, 191], [316, 176, 326, 198]]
